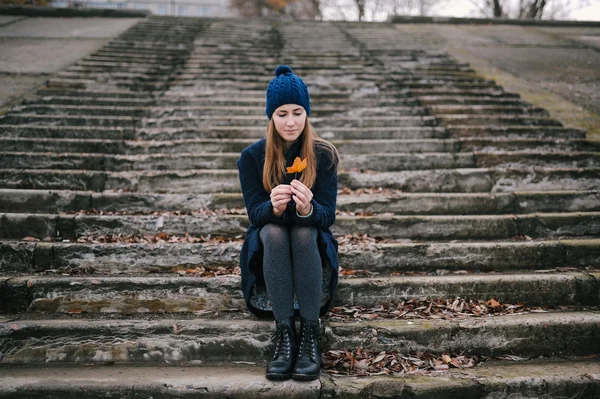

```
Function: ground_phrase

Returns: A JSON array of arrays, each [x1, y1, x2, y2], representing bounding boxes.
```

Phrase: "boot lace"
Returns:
[[298, 322, 317, 359], [271, 324, 292, 360]]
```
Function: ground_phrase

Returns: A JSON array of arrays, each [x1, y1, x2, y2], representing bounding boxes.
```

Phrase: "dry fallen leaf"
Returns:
[[286, 157, 308, 174], [487, 298, 501, 308], [323, 347, 478, 376]]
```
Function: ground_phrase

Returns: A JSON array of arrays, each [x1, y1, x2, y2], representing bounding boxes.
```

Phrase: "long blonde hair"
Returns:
[[263, 117, 339, 192]]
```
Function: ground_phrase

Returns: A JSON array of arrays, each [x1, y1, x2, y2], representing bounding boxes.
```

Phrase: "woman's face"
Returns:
[[272, 104, 306, 145]]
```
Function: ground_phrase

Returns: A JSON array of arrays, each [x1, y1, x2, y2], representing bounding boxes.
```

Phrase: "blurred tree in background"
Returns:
[[230, 0, 321, 18], [471, 0, 590, 19], [321, 0, 590, 21]]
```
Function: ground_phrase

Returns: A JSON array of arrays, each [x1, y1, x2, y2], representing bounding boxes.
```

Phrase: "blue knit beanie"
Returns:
[[265, 65, 310, 119]]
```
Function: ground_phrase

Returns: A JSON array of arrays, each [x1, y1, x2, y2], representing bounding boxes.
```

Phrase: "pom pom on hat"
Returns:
[[275, 65, 293, 77], [266, 65, 310, 119]]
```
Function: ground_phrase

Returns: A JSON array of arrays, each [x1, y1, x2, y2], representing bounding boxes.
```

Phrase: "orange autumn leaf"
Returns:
[[486, 298, 501, 308], [267, 0, 288, 10], [286, 157, 307, 174]]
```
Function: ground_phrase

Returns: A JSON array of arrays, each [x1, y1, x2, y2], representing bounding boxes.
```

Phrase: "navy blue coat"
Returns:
[[237, 137, 339, 319]]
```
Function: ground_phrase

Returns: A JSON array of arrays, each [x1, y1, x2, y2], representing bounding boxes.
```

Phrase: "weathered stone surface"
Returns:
[[0, 125, 135, 140], [518, 212, 600, 238], [0, 360, 598, 399], [2, 212, 600, 241], [0, 188, 92, 214], [562, 239, 600, 267], [339, 240, 579, 273], [0, 319, 273, 365], [49, 241, 242, 275], [0, 214, 57, 240], [514, 190, 600, 213], [1, 272, 596, 315], [1, 312, 599, 366], [1, 15, 600, 393], [337, 192, 516, 215], [0, 242, 35, 274], [20, 275, 244, 314], [1, 238, 598, 277], [447, 126, 586, 139], [327, 311, 600, 356], [333, 273, 599, 307]]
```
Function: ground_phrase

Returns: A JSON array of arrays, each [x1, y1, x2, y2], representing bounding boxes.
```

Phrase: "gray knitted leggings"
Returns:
[[259, 223, 323, 321]]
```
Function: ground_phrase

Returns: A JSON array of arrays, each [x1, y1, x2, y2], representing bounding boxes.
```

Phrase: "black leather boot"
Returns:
[[265, 317, 297, 381], [292, 318, 322, 381]]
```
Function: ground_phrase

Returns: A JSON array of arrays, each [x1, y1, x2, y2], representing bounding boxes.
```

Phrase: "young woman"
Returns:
[[237, 65, 339, 381]]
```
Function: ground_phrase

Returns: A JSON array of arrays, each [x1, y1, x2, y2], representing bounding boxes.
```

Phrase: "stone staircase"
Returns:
[[1, 16, 599, 398]]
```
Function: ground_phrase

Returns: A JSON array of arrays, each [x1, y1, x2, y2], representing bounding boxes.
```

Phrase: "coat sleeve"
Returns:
[[237, 149, 290, 228], [291, 150, 337, 229]]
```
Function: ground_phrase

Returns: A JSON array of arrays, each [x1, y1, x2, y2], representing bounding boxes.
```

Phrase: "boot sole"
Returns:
[[266, 372, 292, 381], [292, 372, 320, 381]]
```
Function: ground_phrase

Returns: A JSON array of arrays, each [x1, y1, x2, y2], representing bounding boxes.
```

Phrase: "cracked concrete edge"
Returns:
[[443, 46, 600, 140], [0, 361, 599, 398]]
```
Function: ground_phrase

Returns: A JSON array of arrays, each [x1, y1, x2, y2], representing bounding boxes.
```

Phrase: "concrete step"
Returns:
[[438, 115, 562, 126], [395, 76, 493, 84], [0, 361, 598, 399], [3, 150, 600, 172], [35, 89, 151, 99], [167, 79, 383, 91], [31, 95, 155, 106], [12, 104, 149, 118], [1, 137, 597, 155], [0, 151, 473, 172], [0, 125, 136, 140], [339, 167, 600, 193], [160, 88, 411, 99], [0, 114, 138, 128], [67, 63, 178, 73], [3, 273, 588, 313], [0, 312, 598, 365], [29, 95, 420, 107], [410, 88, 519, 97], [45, 78, 168, 91], [0, 125, 447, 140], [0, 114, 436, 128], [2, 188, 599, 216], [1, 211, 599, 241], [138, 126, 449, 141], [447, 125, 586, 139], [174, 73, 387, 83], [1, 237, 598, 276], [418, 95, 527, 106], [429, 105, 550, 116], [11, 104, 428, 118], [55, 71, 174, 82], [2, 166, 599, 193]]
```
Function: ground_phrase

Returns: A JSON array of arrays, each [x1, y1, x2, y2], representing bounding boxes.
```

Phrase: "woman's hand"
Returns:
[[270, 184, 292, 217], [291, 179, 313, 216]]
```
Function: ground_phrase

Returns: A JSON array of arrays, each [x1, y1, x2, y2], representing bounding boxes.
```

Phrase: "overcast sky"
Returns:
[[321, 0, 600, 21]]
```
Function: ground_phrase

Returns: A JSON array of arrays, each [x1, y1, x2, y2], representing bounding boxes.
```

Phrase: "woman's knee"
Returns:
[[260, 224, 289, 247], [290, 225, 318, 247]]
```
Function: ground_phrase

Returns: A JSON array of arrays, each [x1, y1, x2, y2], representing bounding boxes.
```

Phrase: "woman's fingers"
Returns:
[[291, 186, 312, 209], [272, 196, 289, 208], [273, 184, 291, 195], [291, 184, 312, 200]]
